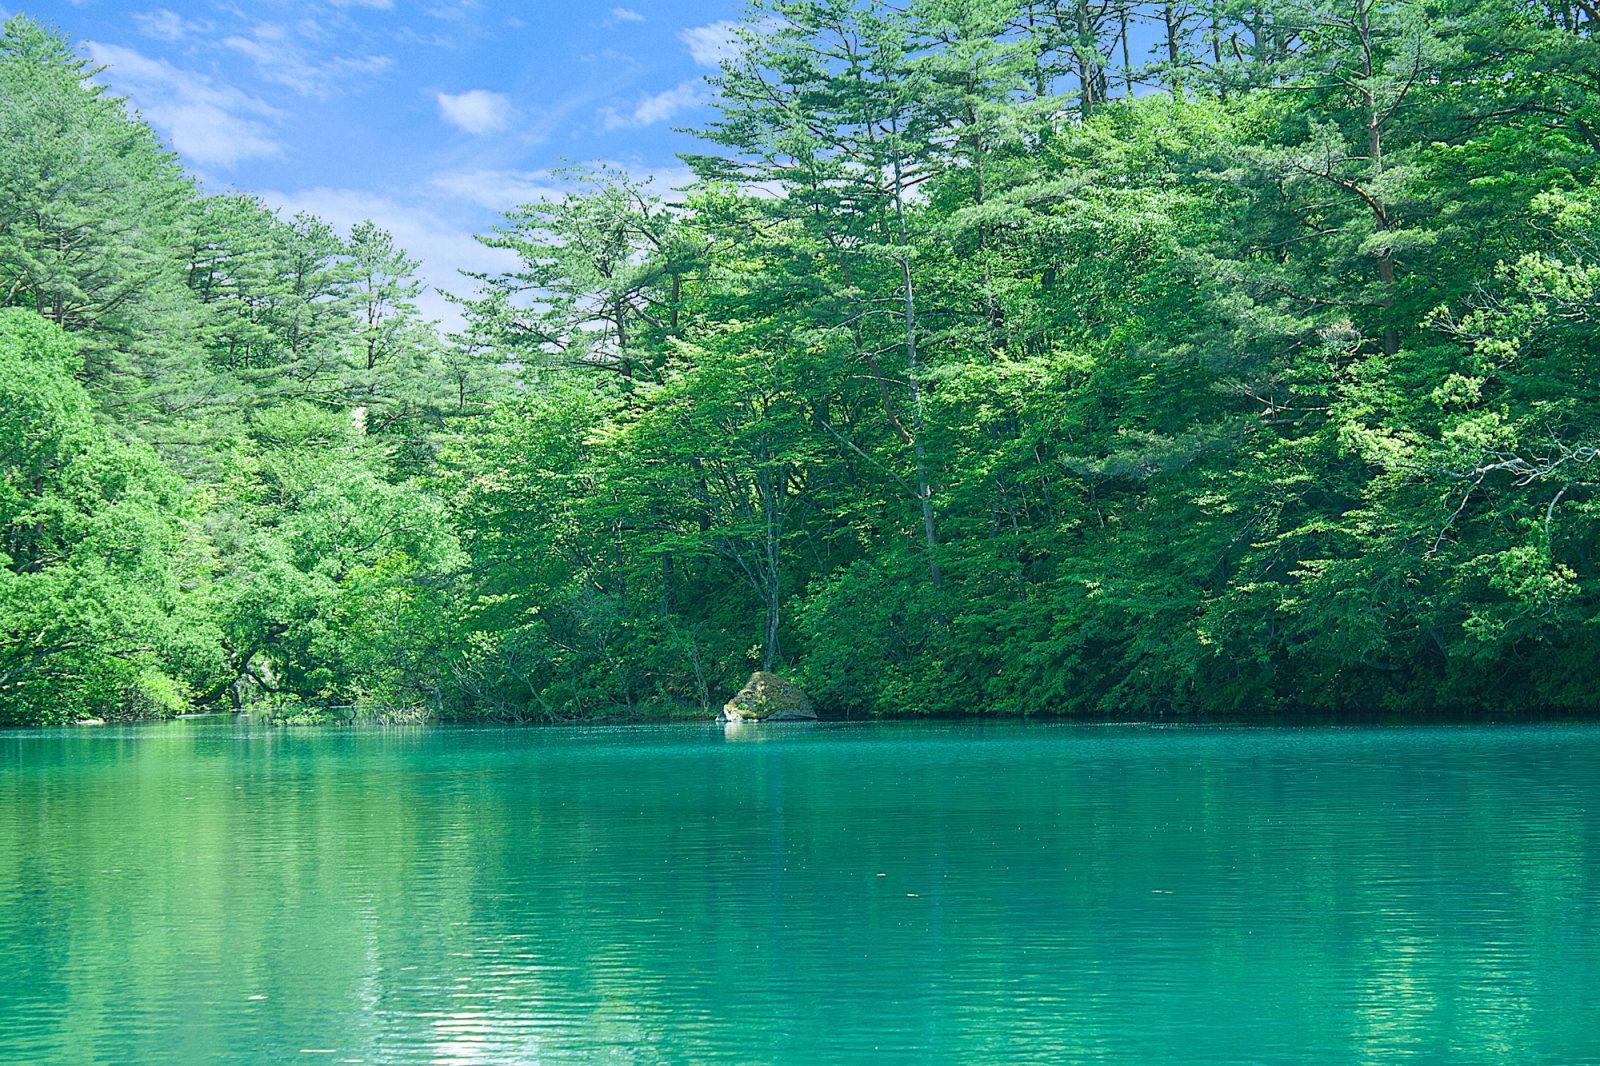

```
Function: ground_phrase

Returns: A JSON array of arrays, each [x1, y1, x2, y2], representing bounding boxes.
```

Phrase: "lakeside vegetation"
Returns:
[[3, 0, 1600, 725]]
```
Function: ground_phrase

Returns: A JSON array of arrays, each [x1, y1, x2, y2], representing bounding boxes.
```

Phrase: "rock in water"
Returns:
[[719, 672, 817, 722]]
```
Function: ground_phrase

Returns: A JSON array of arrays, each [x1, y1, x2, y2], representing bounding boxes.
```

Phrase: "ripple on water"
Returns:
[[0, 721, 1598, 1064]]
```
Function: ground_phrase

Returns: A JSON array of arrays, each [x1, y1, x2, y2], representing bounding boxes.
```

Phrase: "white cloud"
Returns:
[[608, 7, 645, 23], [436, 89, 512, 135], [429, 168, 569, 211], [132, 9, 211, 42], [267, 161, 700, 327], [678, 20, 741, 67], [427, 0, 482, 21], [581, 47, 640, 71], [329, 0, 394, 8], [223, 23, 391, 100], [294, 17, 333, 43], [85, 41, 282, 167], [395, 25, 456, 48], [627, 163, 697, 195], [431, 162, 697, 213], [583, 160, 698, 199], [258, 186, 518, 327], [603, 78, 705, 130]]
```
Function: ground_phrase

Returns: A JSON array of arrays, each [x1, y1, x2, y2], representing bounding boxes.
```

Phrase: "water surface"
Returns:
[[2, 720, 1597, 1064]]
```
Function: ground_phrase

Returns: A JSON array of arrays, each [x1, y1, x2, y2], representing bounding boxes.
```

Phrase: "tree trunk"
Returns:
[[891, 153, 944, 594], [1164, 4, 1182, 93], [758, 462, 782, 672], [1120, 6, 1134, 97], [762, 589, 779, 674], [1076, 0, 1099, 116], [1358, 4, 1399, 356]]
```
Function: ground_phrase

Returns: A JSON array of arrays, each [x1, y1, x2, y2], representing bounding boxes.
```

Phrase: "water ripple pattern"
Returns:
[[1, 721, 1598, 1064]]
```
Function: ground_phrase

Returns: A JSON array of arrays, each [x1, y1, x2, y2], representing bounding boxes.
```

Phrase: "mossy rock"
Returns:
[[719, 672, 817, 722]]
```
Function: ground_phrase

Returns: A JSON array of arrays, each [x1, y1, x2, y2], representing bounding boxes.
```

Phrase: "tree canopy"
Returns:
[[4, 1, 1600, 723]]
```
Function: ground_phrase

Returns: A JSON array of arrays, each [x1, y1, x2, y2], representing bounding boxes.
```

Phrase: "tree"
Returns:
[[463, 168, 693, 389], [693, 0, 955, 593], [0, 308, 218, 723]]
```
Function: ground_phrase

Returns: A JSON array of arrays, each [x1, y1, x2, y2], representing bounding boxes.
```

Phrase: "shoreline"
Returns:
[[21, 706, 1600, 732]]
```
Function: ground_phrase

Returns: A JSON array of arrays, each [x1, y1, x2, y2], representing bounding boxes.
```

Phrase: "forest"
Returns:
[[2, 0, 1599, 725]]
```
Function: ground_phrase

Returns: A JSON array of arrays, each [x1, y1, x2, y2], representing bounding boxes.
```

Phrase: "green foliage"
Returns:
[[0, 18, 467, 724], [0, 309, 201, 722], [440, 0, 1600, 720], [8, 4, 1600, 723]]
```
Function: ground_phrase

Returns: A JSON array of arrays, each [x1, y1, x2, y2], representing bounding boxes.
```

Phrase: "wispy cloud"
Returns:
[[603, 78, 706, 130], [602, 160, 698, 196], [131, 8, 213, 42], [426, 0, 482, 21], [429, 168, 570, 211], [581, 47, 640, 71], [279, 160, 700, 327], [222, 22, 391, 100], [429, 161, 697, 213], [259, 185, 518, 326], [608, 7, 645, 23], [678, 20, 741, 67], [85, 41, 282, 167], [436, 89, 512, 135]]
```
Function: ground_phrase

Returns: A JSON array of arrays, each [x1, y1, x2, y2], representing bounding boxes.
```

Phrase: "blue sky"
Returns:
[[16, 0, 745, 323]]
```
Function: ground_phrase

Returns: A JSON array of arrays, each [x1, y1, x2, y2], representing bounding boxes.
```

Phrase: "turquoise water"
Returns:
[[1, 720, 1597, 1064]]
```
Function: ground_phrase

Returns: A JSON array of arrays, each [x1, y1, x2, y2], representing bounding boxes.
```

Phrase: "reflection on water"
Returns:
[[1, 721, 1597, 1064]]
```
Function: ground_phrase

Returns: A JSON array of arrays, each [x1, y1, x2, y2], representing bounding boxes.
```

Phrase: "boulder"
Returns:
[[718, 672, 817, 722]]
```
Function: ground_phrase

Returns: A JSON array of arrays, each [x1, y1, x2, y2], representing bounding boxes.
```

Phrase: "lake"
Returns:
[[1, 720, 1597, 1064]]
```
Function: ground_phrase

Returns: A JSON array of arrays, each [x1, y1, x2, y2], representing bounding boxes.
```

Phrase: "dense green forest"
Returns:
[[3, 0, 1599, 724]]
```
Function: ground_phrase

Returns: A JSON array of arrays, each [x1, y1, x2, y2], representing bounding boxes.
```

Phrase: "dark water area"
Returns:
[[2, 720, 1598, 1064]]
